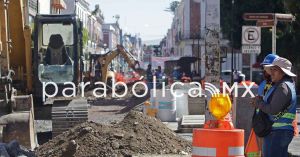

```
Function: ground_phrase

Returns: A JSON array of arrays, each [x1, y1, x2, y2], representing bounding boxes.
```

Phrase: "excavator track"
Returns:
[[51, 99, 89, 137]]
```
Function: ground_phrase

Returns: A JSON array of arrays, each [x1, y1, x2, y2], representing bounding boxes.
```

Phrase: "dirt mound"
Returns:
[[36, 111, 191, 157]]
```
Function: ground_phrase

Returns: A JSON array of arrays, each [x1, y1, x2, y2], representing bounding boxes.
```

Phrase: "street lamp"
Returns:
[[103, 43, 107, 53], [231, 0, 235, 85]]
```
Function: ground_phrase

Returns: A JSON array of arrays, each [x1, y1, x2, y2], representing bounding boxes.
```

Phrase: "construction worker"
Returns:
[[44, 34, 69, 65], [94, 59, 102, 81], [252, 57, 297, 157], [253, 54, 279, 153], [258, 54, 279, 96], [259, 54, 298, 137]]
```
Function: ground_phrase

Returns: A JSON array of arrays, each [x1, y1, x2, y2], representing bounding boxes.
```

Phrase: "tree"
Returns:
[[278, 0, 300, 62], [82, 28, 89, 48], [165, 1, 180, 14]]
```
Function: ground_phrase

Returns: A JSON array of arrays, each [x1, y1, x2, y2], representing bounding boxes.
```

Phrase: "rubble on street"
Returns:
[[36, 111, 191, 157]]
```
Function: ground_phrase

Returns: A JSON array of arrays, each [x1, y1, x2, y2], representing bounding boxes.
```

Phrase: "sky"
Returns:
[[87, 0, 174, 42]]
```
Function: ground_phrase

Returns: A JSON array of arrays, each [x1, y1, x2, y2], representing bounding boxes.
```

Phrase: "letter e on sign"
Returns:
[[242, 26, 261, 45]]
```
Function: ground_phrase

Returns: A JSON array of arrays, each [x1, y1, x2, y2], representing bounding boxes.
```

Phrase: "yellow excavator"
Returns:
[[0, 0, 37, 149], [89, 45, 141, 85], [1, 0, 141, 150], [0, 0, 88, 148]]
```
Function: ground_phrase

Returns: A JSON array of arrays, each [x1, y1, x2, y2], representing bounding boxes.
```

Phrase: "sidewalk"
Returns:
[[289, 136, 300, 157]]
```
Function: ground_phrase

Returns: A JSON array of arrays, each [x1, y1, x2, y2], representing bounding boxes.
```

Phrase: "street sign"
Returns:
[[275, 13, 295, 22], [242, 26, 261, 45], [243, 13, 274, 21], [257, 20, 275, 27], [242, 45, 261, 54], [242, 26, 261, 54]]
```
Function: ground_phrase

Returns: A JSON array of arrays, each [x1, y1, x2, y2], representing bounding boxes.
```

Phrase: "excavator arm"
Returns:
[[97, 45, 140, 83], [0, 0, 37, 149], [119, 47, 140, 70]]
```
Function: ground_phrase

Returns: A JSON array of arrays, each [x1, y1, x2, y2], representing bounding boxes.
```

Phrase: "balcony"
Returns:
[[52, 0, 66, 9], [28, 0, 38, 12]]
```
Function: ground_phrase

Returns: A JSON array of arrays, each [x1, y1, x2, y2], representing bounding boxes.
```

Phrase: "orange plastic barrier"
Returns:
[[192, 129, 244, 157]]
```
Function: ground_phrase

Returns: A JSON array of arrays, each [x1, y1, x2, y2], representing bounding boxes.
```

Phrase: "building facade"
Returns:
[[61, 0, 104, 54], [164, 0, 233, 77], [102, 23, 121, 51], [124, 34, 143, 61]]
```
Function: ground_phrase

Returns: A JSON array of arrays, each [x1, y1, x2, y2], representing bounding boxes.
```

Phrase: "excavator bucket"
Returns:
[[0, 95, 37, 150], [52, 99, 89, 137]]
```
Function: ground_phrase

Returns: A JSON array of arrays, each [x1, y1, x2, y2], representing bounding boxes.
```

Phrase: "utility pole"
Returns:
[[231, 0, 234, 85], [272, 18, 277, 53], [204, 0, 221, 122]]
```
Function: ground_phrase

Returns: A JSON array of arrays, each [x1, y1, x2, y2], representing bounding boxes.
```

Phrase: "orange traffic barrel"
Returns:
[[192, 128, 244, 157]]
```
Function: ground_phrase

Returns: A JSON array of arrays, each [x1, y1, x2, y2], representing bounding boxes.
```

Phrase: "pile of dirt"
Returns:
[[36, 111, 191, 157]]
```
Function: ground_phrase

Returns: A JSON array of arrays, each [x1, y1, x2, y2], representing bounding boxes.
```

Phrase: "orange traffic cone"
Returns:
[[245, 129, 261, 157]]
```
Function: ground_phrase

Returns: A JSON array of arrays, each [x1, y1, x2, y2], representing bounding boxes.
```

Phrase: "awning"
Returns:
[[178, 57, 200, 64], [52, 0, 66, 9]]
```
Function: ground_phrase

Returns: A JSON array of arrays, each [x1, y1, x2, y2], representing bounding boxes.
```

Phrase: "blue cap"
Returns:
[[261, 54, 279, 65]]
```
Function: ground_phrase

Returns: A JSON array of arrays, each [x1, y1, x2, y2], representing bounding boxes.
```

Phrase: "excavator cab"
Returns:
[[33, 14, 83, 103], [33, 15, 89, 137]]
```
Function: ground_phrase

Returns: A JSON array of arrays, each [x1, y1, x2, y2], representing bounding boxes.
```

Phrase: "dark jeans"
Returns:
[[263, 130, 294, 157]]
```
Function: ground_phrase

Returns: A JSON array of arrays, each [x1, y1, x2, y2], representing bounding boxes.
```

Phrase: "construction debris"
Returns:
[[36, 111, 191, 157]]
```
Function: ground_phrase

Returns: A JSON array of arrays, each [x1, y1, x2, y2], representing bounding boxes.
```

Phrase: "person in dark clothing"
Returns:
[[44, 34, 69, 65], [146, 64, 153, 82], [146, 64, 154, 89], [94, 59, 101, 81], [155, 66, 162, 80], [172, 66, 181, 81]]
